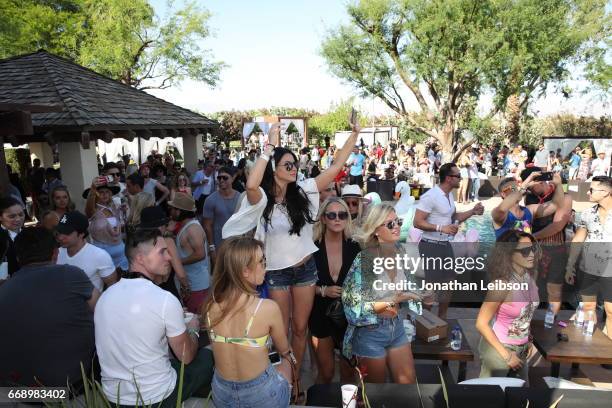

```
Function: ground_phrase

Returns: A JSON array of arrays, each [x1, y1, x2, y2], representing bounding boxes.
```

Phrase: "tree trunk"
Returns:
[[504, 94, 521, 143], [438, 124, 455, 164]]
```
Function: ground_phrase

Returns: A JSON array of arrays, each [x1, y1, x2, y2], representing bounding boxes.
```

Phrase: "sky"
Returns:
[[147, 0, 608, 118]]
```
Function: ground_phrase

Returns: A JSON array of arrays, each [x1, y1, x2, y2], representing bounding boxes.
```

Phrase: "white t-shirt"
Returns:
[[192, 170, 215, 199], [395, 180, 410, 198], [265, 178, 319, 270], [95, 278, 186, 405], [57, 243, 115, 291], [416, 185, 456, 241]]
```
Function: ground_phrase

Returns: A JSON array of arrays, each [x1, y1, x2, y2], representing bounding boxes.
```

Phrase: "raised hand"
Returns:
[[268, 123, 281, 146]]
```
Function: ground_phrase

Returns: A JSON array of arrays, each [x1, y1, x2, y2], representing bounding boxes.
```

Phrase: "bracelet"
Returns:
[[208, 244, 216, 251], [187, 327, 200, 338], [435, 224, 441, 232], [260, 154, 270, 162], [321, 285, 326, 297]]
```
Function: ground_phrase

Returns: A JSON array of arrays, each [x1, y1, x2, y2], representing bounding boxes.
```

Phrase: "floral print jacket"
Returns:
[[341, 246, 422, 359]]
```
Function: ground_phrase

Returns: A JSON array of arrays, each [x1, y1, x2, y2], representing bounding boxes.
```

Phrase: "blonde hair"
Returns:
[[205, 236, 263, 328], [352, 202, 397, 248], [313, 197, 353, 242], [127, 192, 155, 227]]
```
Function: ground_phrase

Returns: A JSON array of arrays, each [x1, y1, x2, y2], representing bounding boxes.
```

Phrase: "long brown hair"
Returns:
[[488, 230, 541, 282], [204, 236, 263, 329]]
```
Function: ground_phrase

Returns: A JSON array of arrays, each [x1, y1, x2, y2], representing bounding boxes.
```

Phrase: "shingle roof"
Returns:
[[0, 50, 218, 141]]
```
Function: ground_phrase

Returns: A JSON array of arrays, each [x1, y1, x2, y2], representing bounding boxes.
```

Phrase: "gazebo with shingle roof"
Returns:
[[0, 50, 218, 208]]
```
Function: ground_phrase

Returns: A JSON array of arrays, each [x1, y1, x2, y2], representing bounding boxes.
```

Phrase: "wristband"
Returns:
[[187, 327, 200, 338], [208, 244, 216, 251], [260, 154, 270, 162], [321, 285, 326, 297], [436, 224, 441, 232]]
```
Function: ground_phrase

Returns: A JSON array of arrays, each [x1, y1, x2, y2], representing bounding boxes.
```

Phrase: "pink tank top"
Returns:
[[492, 275, 539, 345]]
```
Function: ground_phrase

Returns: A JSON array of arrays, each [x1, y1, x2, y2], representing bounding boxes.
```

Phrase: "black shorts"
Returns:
[[541, 244, 568, 285], [418, 239, 455, 283], [579, 272, 612, 302], [348, 175, 363, 188]]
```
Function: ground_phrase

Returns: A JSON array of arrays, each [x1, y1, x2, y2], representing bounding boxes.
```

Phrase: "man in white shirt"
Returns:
[[414, 162, 484, 318], [591, 152, 610, 177], [56, 211, 117, 291], [191, 161, 216, 215], [95, 229, 213, 406]]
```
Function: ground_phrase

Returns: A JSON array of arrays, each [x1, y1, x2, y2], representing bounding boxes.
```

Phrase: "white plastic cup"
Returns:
[[341, 384, 358, 408]]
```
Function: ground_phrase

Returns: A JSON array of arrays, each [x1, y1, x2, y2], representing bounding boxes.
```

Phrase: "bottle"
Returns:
[[544, 304, 555, 329], [450, 325, 462, 351], [583, 310, 595, 336], [575, 302, 585, 327]]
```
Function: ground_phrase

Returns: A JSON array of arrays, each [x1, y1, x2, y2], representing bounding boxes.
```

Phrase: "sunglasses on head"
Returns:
[[217, 175, 230, 181], [325, 211, 349, 220], [514, 246, 535, 257], [382, 218, 403, 229]]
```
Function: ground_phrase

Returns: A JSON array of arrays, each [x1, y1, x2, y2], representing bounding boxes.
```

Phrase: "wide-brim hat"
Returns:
[[167, 192, 196, 212], [138, 206, 170, 229], [341, 184, 364, 198], [82, 184, 121, 199]]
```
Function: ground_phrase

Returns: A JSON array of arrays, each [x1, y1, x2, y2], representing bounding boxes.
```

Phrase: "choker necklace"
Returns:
[[124, 271, 155, 283]]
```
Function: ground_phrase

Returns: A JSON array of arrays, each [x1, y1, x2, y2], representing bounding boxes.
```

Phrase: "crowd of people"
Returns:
[[0, 122, 610, 407]]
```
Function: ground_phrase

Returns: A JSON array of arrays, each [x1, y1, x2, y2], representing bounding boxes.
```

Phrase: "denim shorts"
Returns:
[[92, 240, 128, 271], [352, 316, 409, 359], [265, 256, 318, 291], [212, 364, 290, 408]]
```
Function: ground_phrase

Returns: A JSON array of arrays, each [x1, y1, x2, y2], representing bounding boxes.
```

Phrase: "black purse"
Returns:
[[325, 299, 348, 348]]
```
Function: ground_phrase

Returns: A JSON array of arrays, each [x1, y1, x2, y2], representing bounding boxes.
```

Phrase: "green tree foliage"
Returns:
[[0, 0, 225, 90], [540, 114, 611, 138], [320, 0, 608, 159], [210, 110, 251, 143]]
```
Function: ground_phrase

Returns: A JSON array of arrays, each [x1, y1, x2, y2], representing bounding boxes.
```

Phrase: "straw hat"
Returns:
[[167, 192, 196, 212], [341, 185, 364, 198]]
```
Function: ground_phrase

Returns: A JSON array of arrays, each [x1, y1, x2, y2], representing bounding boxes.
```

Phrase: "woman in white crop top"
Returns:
[[245, 120, 359, 378]]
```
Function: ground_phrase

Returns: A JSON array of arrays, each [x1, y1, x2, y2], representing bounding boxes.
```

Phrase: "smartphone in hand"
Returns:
[[534, 172, 553, 182], [350, 107, 357, 126]]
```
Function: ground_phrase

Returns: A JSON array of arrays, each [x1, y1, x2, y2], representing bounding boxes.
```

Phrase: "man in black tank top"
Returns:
[[521, 167, 573, 314]]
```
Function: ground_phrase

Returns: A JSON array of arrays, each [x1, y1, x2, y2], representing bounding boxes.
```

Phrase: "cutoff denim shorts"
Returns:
[[352, 315, 409, 359], [92, 240, 128, 271], [212, 364, 290, 408], [265, 256, 318, 291]]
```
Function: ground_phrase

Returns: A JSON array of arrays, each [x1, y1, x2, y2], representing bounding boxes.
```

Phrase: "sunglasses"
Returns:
[[281, 161, 297, 172], [345, 200, 360, 208], [107, 172, 120, 176], [589, 188, 608, 194], [382, 218, 403, 230], [447, 174, 461, 179], [501, 186, 517, 194], [217, 175, 230, 181], [325, 211, 349, 220], [514, 246, 535, 257]]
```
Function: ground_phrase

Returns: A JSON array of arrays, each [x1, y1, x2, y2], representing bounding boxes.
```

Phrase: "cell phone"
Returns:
[[350, 107, 357, 125], [268, 351, 281, 366], [105, 175, 115, 183], [534, 172, 553, 182]]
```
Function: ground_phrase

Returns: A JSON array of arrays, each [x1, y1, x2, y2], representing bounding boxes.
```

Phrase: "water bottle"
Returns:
[[575, 302, 585, 327], [450, 325, 462, 351], [544, 304, 555, 329], [583, 310, 595, 336]]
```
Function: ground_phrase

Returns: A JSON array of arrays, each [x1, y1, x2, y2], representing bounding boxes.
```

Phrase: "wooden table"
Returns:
[[531, 319, 612, 377], [411, 319, 474, 382]]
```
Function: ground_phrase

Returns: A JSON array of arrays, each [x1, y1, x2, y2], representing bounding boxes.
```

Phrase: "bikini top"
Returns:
[[207, 298, 269, 348]]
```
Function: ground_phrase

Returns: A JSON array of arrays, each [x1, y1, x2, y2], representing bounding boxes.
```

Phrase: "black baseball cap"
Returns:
[[55, 211, 89, 235]]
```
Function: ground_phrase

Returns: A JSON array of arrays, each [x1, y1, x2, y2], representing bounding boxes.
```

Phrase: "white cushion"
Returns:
[[458, 377, 525, 390]]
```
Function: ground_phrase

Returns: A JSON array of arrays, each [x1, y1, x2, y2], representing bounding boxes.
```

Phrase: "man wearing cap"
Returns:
[[347, 146, 366, 188], [341, 185, 365, 223], [56, 211, 117, 291], [168, 193, 210, 313]]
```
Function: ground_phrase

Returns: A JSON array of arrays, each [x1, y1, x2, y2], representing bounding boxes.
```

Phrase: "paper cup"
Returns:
[[341, 384, 358, 408]]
